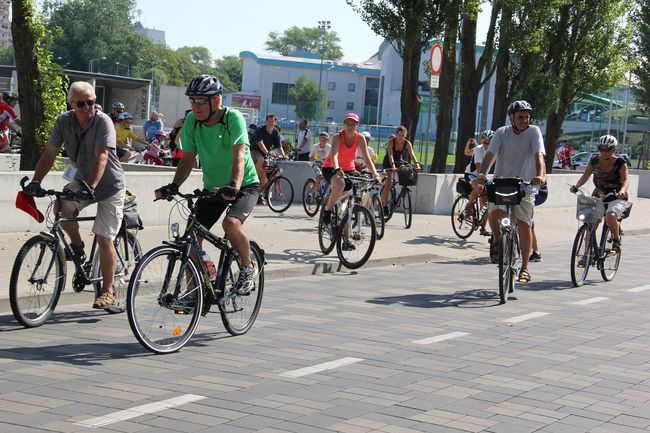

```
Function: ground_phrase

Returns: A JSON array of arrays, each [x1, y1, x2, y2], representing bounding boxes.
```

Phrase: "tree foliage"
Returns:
[[265, 26, 344, 60], [289, 75, 321, 121], [633, 0, 650, 111]]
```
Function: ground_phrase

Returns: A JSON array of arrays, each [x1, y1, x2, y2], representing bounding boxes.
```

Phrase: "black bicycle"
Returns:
[[451, 177, 489, 239], [10, 177, 142, 327], [264, 157, 294, 213], [570, 190, 631, 287], [127, 188, 265, 354], [382, 163, 417, 229], [302, 161, 330, 217]]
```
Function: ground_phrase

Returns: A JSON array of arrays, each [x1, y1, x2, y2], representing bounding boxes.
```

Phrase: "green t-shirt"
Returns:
[[180, 107, 259, 189]]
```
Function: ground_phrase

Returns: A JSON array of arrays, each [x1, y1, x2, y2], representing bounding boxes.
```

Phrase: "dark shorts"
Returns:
[[195, 183, 260, 229], [116, 147, 128, 158], [322, 167, 354, 191], [251, 149, 266, 164], [296, 153, 310, 161]]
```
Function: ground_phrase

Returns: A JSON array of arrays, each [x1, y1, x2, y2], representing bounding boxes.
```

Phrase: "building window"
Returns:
[[327, 100, 335, 109], [271, 82, 295, 105], [328, 81, 336, 91], [346, 102, 354, 111], [348, 83, 355, 92]]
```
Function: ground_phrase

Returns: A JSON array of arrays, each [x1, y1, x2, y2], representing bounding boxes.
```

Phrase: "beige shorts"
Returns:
[[63, 183, 125, 240], [488, 192, 535, 226]]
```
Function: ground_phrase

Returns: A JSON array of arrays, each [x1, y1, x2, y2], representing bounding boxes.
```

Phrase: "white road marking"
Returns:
[[573, 297, 610, 305], [503, 311, 549, 324], [627, 285, 650, 293], [412, 331, 470, 345], [280, 357, 363, 378], [75, 394, 206, 428]]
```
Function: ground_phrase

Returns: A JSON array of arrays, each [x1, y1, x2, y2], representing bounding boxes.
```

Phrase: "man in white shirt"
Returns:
[[295, 119, 312, 161]]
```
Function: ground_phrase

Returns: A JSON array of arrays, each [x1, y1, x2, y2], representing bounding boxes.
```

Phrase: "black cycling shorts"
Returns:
[[195, 183, 260, 230]]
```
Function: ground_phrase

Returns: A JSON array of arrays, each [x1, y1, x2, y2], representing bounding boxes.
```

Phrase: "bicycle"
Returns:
[[570, 189, 631, 287], [263, 156, 294, 213], [382, 163, 417, 229], [451, 177, 489, 239], [10, 177, 142, 327], [302, 161, 330, 217], [126, 188, 265, 354], [317, 174, 377, 269]]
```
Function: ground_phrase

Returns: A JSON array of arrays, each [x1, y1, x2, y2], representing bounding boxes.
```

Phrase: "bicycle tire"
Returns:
[[10, 235, 66, 328], [570, 224, 593, 287], [403, 189, 412, 229], [318, 199, 337, 254], [450, 195, 475, 239], [218, 241, 265, 336], [127, 245, 203, 354], [91, 231, 142, 313], [371, 194, 385, 240], [266, 175, 294, 213], [498, 230, 512, 304], [336, 204, 376, 269], [600, 225, 621, 281], [302, 178, 320, 217]]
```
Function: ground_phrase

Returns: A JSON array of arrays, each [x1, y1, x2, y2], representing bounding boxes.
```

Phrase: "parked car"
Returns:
[[553, 152, 632, 169]]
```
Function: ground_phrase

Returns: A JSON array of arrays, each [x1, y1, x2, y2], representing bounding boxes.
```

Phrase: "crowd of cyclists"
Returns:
[[13, 72, 633, 313]]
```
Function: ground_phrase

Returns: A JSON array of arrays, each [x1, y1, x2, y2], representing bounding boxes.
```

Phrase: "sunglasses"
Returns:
[[75, 99, 96, 108], [189, 98, 210, 106], [598, 146, 614, 152]]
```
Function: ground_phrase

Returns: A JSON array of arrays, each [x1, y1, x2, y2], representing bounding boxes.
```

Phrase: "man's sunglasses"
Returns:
[[598, 146, 614, 152], [75, 99, 96, 108], [189, 98, 210, 106]]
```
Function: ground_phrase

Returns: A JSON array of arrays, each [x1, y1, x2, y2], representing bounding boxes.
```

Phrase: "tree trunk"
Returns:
[[12, 0, 45, 170], [491, 6, 512, 130], [544, 101, 570, 173], [400, 44, 422, 143], [431, 10, 460, 173]]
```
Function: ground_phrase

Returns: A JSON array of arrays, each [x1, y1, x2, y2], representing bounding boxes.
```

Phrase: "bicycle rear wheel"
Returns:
[[600, 225, 621, 281], [318, 199, 337, 254], [10, 235, 65, 328], [218, 241, 265, 335], [498, 230, 513, 304], [371, 194, 385, 240], [127, 245, 203, 354], [570, 224, 593, 287], [302, 178, 320, 217], [266, 175, 294, 213], [451, 195, 475, 239], [91, 230, 142, 313], [336, 205, 376, 269], [403, 189, 412, 229]]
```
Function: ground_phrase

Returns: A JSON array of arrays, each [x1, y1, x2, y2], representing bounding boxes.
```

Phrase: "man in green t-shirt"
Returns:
[[155, 74, 260, 295]]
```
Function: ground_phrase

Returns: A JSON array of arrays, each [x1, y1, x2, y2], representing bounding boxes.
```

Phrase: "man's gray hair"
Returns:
[[67, 81, 96, 104]]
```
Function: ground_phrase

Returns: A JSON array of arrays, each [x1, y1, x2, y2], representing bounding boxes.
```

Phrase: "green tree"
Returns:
[[12, 0, 68, 170], [633, 0, 650, 111], [215, 55, 243, 91], [265, 26, 344, 60], [0, 46, 14, 65], [348, 0, 451, 143], [289, 75, 321, 120]]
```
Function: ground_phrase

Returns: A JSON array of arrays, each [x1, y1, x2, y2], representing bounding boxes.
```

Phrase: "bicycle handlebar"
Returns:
[[19, 175, 86, 201]]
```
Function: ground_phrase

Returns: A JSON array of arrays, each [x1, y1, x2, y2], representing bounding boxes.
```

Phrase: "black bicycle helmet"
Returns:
[[507, 100, 532, 115], [3, 91, 18, 101], [185, 74, 223, 96]]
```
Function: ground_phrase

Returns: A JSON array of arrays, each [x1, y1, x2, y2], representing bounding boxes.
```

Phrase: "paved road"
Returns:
[[1, 232, 649, 432]]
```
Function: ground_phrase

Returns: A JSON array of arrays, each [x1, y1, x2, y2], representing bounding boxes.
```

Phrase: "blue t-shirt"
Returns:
[[143, 119, 164, 141]]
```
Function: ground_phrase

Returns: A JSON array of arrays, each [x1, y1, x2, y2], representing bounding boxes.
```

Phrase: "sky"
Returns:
[[134, 0, 491, 63]]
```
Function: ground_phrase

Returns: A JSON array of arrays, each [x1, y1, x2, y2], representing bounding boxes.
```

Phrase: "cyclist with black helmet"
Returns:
[[476, 100, 546, 283], [569, 134, 630, 253], [0, 91, 21, 152], [155, 74, 260, 295], [109, 101, 125, 125]]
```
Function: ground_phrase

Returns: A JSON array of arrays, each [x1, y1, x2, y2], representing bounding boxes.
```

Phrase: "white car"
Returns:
[[553, 152, 631, 169]]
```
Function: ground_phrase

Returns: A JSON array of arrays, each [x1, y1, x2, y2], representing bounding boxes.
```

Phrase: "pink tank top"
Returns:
[[323, 131, 358, 171]]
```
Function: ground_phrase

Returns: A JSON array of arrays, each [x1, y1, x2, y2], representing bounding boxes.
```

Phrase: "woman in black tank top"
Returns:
[[381, 125, 421, 211]]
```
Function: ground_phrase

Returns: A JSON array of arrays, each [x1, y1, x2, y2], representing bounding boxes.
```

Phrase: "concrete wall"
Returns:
[[632, 169, 650, 198]]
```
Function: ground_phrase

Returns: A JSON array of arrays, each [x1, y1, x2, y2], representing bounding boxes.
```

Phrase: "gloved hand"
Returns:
[[219, 185, 240, 200], [75, 186, 95, 201], [155, 183, 179, 200], [23, 180, 45, 197]]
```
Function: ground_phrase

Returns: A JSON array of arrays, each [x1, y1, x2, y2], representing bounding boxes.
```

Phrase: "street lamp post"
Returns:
[[286, 70, 291, 120], [88, 56, 106, 73], [115, 62, 129, 76], [316, 20, 331, 123]]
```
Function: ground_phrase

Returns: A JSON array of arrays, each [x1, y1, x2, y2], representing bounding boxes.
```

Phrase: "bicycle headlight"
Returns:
[[578, 213, 586, 221], [500, 217, 511, 228], [170, 222, 180, 240], [278, 167, 283, 174]]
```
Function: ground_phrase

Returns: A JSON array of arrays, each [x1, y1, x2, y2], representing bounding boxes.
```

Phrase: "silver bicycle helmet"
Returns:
[[112, 101, 125, 110], [507, 100, 532, 115], [185, 74, 223, 96], [596, 134, 617, 149], [480, 129, 494, 140]]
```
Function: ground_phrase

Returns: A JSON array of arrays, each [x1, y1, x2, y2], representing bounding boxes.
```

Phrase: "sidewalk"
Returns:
[[1, 197, 649, 301]]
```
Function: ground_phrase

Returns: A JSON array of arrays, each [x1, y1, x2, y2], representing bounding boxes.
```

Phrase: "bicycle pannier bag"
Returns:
[[489, 178, 525, 205], [123, 190, 143, 229], [456, 178, 472, 195], [398, 166, 417, 186]]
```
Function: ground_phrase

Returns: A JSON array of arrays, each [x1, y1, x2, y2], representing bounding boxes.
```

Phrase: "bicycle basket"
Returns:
[[576, 194, 605, 223], [487, 178, 524, 205], [123, 190, 143, 229], [456, 178, 472, 195], [398, 166, 417, 186]]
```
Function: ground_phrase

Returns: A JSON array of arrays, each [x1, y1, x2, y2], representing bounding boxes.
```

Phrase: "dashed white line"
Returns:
[[573, 297, 610, 305], [75, 394, 206, 428], [503, 311, 549, 324], [280, 357, 363, 378], [412, 331, 470, 345], [627, 285, 650, 293]]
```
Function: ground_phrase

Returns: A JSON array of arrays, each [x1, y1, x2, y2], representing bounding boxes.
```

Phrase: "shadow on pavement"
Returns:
[[0, 310, 108, 331], [367, 289, 501, 309], [0, 340, 148, 365], [405, 235, 488, 252]]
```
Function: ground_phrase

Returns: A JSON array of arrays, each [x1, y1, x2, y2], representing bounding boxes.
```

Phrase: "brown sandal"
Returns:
[[93, 290, 115, 309]]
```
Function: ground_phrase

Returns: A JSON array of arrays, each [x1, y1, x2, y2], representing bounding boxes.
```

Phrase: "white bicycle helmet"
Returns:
[[596, 134, 617, 149], [480, 130, 494, 140]]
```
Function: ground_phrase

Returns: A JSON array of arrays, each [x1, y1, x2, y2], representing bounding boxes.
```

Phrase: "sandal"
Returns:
[[93, 290, 115, 309], [489, 237, 499, 263], [517, 269, 531, 283]]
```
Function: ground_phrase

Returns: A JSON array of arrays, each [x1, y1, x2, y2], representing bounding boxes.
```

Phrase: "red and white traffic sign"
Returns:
[[430, 42, 443, 76]]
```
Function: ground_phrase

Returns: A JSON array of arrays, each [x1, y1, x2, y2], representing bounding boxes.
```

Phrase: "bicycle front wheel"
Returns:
[[336, 205, 377, 269], [403, 189, 413, 229], [10, 235, 65, 328], [127, 246, 203, 354], [302, 178, 320, 217], [91, 230, 142, 313], [218, 241, 265, 336], [266, 175, 294, 213], [570, 224, 593, 287], [498, 230, 513, 304], [451, 195, 475, 239], [371, 194, 385, 240], [600, 225, 621, 281], [318, 199, 336, 254]]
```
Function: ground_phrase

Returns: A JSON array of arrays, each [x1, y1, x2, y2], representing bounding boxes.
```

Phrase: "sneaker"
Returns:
[[234, 265, 258, 295], [529, 251, 542, 262], [173, 291, 198, 314], [342, 240, 356, 251], [257, 196, 266, 205], [322, 209, 332, 225]]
